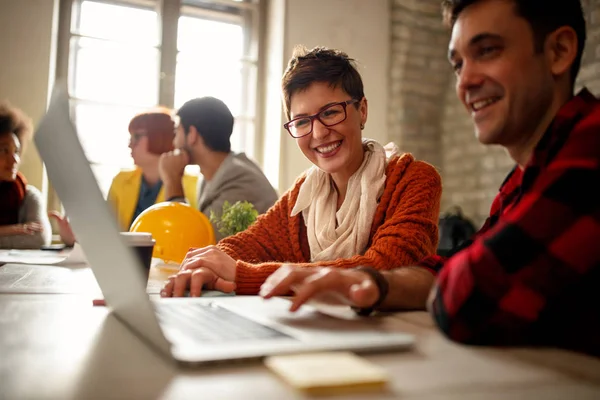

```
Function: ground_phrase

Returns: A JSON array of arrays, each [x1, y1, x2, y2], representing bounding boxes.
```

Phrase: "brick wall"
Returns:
[[390, 0, 600, 228], [388, 0, 450, 168], [577, 0, 600, 93]]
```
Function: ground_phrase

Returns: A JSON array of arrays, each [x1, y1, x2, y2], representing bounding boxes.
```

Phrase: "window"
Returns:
[[64, 0, 260, 195]]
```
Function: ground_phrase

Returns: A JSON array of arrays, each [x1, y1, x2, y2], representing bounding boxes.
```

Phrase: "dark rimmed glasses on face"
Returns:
[[284, 99, 359, 138], [129, 132, 148, 146]]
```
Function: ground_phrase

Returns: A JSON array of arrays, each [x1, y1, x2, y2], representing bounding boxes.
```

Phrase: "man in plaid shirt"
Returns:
[[422, 0, 600, 357], [259, 0, 599, 356]]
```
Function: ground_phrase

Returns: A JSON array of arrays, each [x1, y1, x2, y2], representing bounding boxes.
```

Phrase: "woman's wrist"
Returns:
[[0, 224, 26, 236], [0, 225, 13, 236]]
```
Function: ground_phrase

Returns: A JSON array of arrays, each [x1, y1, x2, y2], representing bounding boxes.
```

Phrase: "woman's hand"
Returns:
[[259, 265, 380, 312], [48, 211, 76, 246], [0, 222, 43, 237], [161, 246, 237, 297]]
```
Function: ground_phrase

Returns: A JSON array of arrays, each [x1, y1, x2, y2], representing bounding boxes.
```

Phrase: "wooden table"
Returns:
[[0, 260, 174, 296], [1, 262, 599, 399]]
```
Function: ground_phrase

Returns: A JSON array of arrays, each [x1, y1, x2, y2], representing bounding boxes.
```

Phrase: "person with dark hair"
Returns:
[[258, 0, 600, 357], [160, 46, 442, 304], [0, 101, 51, 249], [51, 108, 198, 245], [159, 96, 278, 241]]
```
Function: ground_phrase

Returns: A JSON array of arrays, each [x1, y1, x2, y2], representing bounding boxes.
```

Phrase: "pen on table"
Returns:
[[92, 299, 106, 306]]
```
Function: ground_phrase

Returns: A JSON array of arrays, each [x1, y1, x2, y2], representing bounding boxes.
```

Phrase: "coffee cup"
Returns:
[[119, 232, 155, 281]]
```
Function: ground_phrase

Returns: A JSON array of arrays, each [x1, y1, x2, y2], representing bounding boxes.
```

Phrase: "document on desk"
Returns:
[[0, 262, 100, 294], [0, 243, 88, 266]]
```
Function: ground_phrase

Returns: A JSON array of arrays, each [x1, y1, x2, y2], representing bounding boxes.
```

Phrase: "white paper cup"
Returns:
[[120, 232, 155, 280]]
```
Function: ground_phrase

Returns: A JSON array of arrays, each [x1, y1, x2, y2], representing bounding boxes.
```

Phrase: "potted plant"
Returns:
[[209, 200, 258, 237]]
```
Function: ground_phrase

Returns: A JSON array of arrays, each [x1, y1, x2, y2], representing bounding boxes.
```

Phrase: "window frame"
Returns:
[[50, 0, 261, 204]]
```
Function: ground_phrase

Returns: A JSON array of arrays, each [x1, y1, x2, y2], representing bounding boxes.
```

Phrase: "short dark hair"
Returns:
[[281, 46, 365, 119], [441, 0, 587, 88], [177, 97, 234, 153], [0, 101, 33, 154]]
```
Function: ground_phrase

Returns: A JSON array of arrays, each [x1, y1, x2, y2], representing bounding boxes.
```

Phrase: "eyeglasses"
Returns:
[[129, 132, 147, 145], [283, 99, 359, 138]]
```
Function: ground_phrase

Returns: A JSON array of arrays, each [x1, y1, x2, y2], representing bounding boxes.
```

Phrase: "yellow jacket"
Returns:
[[107, 168, 198, 230]]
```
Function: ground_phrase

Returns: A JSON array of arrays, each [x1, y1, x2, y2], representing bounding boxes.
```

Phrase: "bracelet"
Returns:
[[351, 266, 389, 316]]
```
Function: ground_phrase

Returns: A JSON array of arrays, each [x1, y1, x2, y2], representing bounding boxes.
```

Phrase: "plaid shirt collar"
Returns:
[[498, 88, 598, 198]]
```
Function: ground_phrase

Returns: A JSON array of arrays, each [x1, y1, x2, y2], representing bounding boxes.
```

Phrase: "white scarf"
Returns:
[[291, 139, 399, 261]]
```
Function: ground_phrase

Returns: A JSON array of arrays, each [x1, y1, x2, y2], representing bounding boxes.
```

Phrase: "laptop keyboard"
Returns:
[[155, 302, 290, 342]]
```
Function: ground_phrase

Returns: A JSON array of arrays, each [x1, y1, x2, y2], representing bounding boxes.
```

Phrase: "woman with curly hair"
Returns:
[[0, 101, 51, 249]]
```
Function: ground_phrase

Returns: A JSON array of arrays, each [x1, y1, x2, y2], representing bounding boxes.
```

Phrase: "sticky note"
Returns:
[[264, 352, 389, 396]]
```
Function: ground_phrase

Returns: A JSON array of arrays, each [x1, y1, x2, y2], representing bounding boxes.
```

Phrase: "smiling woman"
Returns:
[[0, 101, 51, 249], [161, 46, 443, 308]]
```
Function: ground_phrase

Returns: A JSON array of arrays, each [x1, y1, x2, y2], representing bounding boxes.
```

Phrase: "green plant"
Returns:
[[210, 200, 258, 237]]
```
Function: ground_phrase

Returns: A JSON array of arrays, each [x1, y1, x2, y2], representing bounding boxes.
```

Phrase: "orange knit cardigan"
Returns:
[[217, 153, 442, 295]]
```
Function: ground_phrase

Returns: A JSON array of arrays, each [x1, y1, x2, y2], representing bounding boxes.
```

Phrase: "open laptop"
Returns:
[[34, 83, 414, 366]]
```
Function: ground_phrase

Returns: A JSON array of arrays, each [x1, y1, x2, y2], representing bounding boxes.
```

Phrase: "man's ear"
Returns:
[[546, 26, 578, 78], [187, 126, 201, 147]]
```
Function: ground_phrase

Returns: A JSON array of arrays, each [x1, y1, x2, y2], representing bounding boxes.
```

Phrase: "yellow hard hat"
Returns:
[[130, 202, 215, 263]]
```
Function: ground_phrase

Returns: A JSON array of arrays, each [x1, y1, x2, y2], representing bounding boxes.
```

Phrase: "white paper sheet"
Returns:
[[0, 243, 89, 265]]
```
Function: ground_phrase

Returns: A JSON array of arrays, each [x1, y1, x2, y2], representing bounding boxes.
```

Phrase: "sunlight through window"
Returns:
[[66, 0, 257, 196]]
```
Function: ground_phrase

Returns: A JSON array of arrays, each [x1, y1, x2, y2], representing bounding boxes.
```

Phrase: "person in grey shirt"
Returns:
[[159, 97, 278, 241], [0, 101, 51, 249]]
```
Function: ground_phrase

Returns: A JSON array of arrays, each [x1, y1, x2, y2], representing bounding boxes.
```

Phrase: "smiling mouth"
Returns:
[[314, 140, 342, 154], [470, 97, 501, 112]]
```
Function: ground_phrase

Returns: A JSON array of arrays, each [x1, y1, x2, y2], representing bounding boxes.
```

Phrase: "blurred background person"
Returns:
[[159, 97, 278, 241], [0, 101, 51, 249], [51, 108, 198, 245]]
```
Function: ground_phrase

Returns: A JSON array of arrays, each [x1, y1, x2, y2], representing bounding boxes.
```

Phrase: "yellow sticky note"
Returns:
[[264, 352, 389, 396]]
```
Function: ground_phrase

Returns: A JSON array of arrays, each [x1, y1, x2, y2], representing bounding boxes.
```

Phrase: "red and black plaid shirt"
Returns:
[[421, 89, 600, 357]]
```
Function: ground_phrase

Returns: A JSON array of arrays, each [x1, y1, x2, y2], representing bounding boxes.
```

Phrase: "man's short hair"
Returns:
[[177, 97, 234, 153], [441, 0, 587, 88]]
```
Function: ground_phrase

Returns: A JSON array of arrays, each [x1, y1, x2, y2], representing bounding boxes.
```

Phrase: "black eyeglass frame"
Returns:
[[283, 98, 360, 138]]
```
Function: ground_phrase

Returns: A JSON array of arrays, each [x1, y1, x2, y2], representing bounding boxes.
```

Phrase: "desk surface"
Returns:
[[1, 263, 599, 399], [0, 261, 173, 295]]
